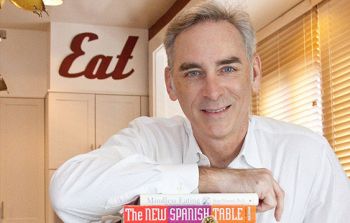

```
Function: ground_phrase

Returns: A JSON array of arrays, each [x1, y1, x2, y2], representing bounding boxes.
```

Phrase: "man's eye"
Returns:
[[221, 66, 236, 73], [185, 70, 202, 78]]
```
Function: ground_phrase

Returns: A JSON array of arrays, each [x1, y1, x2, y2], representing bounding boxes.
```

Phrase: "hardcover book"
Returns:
[[139, 193, 259, 206], [123, 205, 256, 223]]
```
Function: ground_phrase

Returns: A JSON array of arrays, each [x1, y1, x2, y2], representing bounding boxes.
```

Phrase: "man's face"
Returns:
[[165, 21, 261, 140]]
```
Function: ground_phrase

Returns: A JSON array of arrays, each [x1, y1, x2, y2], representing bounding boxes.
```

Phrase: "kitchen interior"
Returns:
[[0, 0, 349, 222]]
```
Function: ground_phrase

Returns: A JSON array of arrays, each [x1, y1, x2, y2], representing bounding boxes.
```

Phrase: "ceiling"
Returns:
[[0, 0, 177, 30], [0, 0, 303, 32]]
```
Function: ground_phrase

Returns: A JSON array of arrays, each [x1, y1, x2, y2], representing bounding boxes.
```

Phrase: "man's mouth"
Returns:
[[201, 105, 231, 113]]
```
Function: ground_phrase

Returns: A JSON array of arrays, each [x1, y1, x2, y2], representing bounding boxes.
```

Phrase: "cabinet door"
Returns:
[[0, 98, 45, 223], [96, 95, 140, 147], [141, 96, 149, 116], [48, 93, 95, 169], [46, 170, 63, 223]]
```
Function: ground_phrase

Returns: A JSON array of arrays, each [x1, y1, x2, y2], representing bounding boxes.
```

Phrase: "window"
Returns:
[[319, 0, 350, 177], [254, 0, 350, 177], [253, 9, 323, 135]]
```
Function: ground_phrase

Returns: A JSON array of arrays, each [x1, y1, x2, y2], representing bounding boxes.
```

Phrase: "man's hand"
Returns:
[[199, 167, 284, 221]]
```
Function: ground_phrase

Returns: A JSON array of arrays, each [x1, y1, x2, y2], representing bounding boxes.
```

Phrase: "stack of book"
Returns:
[[124, 193, 258, 223]]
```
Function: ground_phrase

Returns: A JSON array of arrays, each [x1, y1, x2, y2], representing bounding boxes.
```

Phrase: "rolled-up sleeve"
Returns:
[[49, 118, 199, 222]]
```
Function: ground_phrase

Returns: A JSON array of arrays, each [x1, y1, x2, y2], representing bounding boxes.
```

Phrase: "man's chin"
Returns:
[[202, 124, 231, 139]]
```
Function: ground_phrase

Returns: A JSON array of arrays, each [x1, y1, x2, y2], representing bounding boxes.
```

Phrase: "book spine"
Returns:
[[140, 193, 258, 206], [123, 205, 256, 223]]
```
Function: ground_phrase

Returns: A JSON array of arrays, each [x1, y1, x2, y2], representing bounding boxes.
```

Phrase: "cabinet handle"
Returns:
[[1, 201, 4, 219]]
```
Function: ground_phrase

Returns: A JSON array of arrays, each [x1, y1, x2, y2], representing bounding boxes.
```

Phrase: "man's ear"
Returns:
[[165, 67, 178, 101], [251, 54, 262, 94]]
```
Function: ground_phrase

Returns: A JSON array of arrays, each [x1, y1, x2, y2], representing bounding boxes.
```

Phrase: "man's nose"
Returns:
[[202, 75, 224, 100]]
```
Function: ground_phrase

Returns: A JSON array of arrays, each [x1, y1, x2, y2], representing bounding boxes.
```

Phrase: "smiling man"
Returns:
[[165, 19, 259, 169], [50, 1, 350, 223]]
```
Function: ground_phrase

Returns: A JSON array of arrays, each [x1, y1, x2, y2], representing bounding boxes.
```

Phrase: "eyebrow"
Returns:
[[178, 56, 242, 72], [179, 62, 201, 72], [216, 56, 242, 66]]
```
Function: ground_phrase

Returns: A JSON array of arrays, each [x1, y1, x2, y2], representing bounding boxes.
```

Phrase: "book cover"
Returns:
[[123, 205, 256, 223], [139, 193, 259, 206]]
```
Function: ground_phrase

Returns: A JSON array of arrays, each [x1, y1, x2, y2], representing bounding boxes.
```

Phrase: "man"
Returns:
[[50, 1, 350, 222]]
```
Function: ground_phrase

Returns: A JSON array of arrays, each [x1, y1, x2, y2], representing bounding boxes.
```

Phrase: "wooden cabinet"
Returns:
[[46, 170, 63, 223], [96, 95, 141, 147], [0, 98, 45, 223], [47, 93, 145, 169], [46, 92, 147, 222], [140, 96, 149, 117], [47, 93, 95, 169]]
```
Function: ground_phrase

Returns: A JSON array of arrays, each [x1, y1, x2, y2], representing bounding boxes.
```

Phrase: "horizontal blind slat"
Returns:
[[320, 0, 350, 178], [255, 9, 322, 135]]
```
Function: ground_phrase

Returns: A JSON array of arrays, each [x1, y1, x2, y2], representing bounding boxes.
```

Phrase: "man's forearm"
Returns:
[[198, 166, 284, 221], [199, 166, 241, 192], [50, 152, 198, 222]]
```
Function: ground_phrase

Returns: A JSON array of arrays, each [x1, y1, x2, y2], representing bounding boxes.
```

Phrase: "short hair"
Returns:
[[164, 1, 256, 68]]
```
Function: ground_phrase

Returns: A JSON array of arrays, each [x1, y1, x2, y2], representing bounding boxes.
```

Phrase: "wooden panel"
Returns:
[[46, 170, 63, 223], [48, 93, 95, 169], [148, 0, 190, 40], [141, 96, 149, 116], [0, 98, 45, 223], [96, 95, 140, 147]]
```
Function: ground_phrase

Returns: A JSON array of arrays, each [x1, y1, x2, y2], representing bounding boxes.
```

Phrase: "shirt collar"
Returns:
[[183, 118, 202, 164], [237, 117, 263, 168], [182, 116, 263, 168]]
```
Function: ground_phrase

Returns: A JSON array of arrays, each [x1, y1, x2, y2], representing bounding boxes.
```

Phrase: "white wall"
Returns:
[[256, 0, 323, 41], [0, 28, 49, 98], [152, 45, 184, 118], [50, 22, 148, 95], [148, 0, 201, 116]]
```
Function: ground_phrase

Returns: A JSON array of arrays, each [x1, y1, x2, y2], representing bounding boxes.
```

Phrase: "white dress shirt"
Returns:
[[50, 116, 350, 223]]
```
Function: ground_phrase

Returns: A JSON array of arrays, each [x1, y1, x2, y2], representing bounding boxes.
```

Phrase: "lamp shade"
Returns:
[[43, 0, 62, 6], [0, 76, 7, 91]]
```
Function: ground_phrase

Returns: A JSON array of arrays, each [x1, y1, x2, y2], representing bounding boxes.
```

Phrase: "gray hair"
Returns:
[[164, 1, 256, 69]]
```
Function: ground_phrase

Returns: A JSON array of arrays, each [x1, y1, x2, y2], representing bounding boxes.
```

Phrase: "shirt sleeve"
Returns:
[[49, 118, 199, 222], [304, 140, 350, 223]]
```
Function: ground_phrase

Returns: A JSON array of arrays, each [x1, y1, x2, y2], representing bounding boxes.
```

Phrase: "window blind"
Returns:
[[253, 9, 323, 135], [319, 0, 350, 177]]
